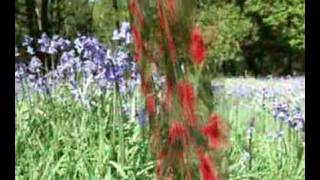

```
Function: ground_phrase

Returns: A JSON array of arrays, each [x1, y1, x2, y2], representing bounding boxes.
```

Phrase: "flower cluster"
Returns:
[[271, 102, 304, 131], [212, 77, 305, 133], [20, 34, 71, 56], [15, 23, 140, 111], [128, 0, 227, 179]]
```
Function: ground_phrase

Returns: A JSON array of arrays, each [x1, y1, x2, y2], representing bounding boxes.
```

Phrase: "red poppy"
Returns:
[[189, 26, 206, 65]]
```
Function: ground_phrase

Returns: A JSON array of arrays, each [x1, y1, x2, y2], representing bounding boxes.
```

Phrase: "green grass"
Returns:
[[15, 91, 304, 180], [214, 96, 304, 180]]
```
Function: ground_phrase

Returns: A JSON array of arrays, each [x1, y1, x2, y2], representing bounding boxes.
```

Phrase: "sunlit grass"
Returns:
[[15, 79, 304, 180]]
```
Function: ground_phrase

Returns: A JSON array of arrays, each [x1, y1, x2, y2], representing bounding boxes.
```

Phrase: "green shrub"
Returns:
[[198, 3, 254, 75], [244, 0, 305, 50]]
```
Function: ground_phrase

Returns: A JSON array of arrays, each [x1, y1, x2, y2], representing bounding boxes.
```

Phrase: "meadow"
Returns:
[[15, 77, 305, 180], [15, 18, 305, 179]]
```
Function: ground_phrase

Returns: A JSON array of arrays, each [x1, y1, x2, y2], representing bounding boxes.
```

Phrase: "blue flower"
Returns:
[[136, 108, 147, 126], [38, 33, 57, 54]]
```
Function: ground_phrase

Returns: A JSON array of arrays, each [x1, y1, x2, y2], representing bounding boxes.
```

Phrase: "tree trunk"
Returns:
[[41, 0, 52, 35], [56, 0, 62, 35], [25, 0, 39, 36]]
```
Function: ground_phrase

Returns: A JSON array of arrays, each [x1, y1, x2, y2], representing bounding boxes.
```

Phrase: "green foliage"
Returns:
[[15, 89, 155, 179], [198, 3, 254, 74], [15, 0, 95, 38], [196, 0, 305, 75], [60, 0, 94, 36], [244, 0, 305, 50], [92, 0, 130, 43], [15, 0, 305, 75]]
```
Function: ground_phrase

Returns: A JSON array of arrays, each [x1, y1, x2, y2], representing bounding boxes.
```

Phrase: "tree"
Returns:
[[198, 3, 253, 75]]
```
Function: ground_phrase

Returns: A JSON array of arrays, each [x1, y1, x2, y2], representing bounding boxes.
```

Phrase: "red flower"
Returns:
[[201, 115, 221, 149], [197, 150, 217, 180], [177, 80, 195, 110], [177, 80, 197, 124], [146, 95, 156, 116], [189, 26, 206, 65], [168, 122, 189, 146]]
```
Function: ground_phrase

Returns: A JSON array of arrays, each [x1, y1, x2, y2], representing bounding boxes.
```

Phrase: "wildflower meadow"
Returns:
[[15, 0, 305, 179]]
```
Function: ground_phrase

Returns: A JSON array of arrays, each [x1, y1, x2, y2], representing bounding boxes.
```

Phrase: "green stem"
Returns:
[[118, 92, 125, 165], [51, 55, 55, 70]]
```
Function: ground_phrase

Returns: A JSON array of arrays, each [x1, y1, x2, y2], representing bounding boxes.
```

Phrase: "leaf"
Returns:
[[108, 161, 128, 179]]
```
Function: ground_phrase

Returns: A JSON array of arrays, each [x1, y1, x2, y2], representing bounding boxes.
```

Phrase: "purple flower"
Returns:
[[82, 61, 97, 75], [28, 56, 42, 73], [15, 63, 26, 82], [95, 70, 113, 91], [112, 22, 131, 44], [74, 36, 86, 54], [38, 33, 53, 53], [136, 108, 147, 126], [15, 32, 140, 108], [119, 80, 129, 94], [69, 79, 81, 102], [22, 35, 33, 47], [34, 77, 50, 95], [271, 101, 304, 132]]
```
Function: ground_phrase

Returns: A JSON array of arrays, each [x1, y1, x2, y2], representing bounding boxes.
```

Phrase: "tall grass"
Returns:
[[15, 86, 304, 179]]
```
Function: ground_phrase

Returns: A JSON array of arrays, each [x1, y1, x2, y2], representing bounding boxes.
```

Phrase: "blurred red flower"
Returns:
[[189, 26, 206, 65], [197, 150, 217, 180], [177, 80, 197, 124], [146, 95, 156, 116], [201, 115, 221, 149], [168, 122, 189, 146]]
